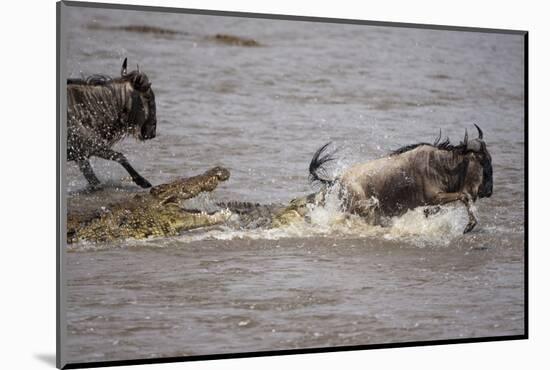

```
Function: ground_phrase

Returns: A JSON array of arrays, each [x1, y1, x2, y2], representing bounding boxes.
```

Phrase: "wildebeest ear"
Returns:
[[121, 58, 128, 76]]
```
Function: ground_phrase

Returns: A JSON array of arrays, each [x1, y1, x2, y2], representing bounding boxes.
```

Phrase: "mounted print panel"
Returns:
[[57, 1, 527, 368]]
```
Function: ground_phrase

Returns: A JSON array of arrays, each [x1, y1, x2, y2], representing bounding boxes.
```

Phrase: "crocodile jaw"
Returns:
[[172, 209, 232, 232]]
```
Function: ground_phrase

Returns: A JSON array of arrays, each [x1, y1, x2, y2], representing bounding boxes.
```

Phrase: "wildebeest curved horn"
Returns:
[[434, 128, 442, 146], [474, 123, 483, 140], [463, 129, 468, 145], [137, 64, 140, 73], [121, 57, 128, 76]]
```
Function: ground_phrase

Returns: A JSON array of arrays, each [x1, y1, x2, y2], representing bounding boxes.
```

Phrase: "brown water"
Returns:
[[63, 7, 525, 365]]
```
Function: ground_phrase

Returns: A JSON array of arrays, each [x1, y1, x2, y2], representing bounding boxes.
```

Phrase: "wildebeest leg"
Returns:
[[94, 149, 152, 188], [461, 195, 477, 233], [354, 198, 381, 225], [76, 159, 101, 188], [430, 192, 477, 233], [345, 185, 381, 225]]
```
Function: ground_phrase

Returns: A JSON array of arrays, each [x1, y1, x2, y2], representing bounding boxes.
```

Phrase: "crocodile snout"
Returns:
[[209, 166, 230, 181]]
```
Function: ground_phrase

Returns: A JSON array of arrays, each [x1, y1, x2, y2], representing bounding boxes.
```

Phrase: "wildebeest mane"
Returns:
[[390, 136, 466, 156], [67, 74, 114, 86], [67, 70, 146, 86]]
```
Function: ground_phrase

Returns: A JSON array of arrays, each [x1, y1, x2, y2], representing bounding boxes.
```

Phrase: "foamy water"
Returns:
[[63, 6, 525, 365], [68, 181, 473, 251]]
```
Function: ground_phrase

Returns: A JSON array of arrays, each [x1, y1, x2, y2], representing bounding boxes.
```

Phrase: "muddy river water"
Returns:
[[63, 7, 525, 364]]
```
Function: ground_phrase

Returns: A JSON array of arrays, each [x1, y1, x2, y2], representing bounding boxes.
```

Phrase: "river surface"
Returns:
[[63, 6, 525, 365]]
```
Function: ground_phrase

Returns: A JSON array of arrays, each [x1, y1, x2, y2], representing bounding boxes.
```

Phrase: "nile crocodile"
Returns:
[[67, 167, 232, 243], [67, 166, 323, 244]]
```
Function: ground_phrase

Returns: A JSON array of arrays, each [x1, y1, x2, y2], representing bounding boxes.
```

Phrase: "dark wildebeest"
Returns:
[[309, 125, 493, 233], [67, 58, 157, 188]]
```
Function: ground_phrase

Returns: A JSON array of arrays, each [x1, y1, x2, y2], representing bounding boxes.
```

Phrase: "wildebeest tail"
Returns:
[[309, 142, 337, 186]]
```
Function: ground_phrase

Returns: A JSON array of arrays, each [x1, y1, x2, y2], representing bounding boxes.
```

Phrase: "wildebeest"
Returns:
[[309, 125, 493, 233], [67, 58, 157, 188]]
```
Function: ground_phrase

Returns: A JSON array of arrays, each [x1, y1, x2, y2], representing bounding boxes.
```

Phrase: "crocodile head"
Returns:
[[68, 167, 232, 243], [204, 166, 230, 181], [150, 166, 231, 205]]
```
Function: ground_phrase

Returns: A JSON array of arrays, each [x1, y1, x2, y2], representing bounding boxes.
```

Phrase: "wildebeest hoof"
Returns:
[[463, 221, 477, 234], [134, 177, 152, 188], [86, 182, 102, 192]]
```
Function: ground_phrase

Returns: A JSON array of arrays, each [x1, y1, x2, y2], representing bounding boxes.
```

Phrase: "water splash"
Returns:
[[68, 186, 473, 252], [385, 205, 469, 245], [67, 151, 473, 251], [171, 187, 470, 247]]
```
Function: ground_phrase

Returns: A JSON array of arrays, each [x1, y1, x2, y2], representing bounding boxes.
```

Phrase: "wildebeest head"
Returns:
[[462, 124, 493, 198], [121, 58, 157, 141]]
